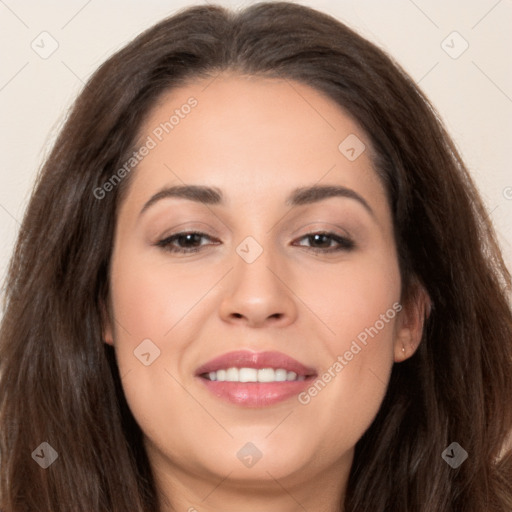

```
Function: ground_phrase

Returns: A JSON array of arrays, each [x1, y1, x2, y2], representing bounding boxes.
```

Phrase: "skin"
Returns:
[[103, 73, 428, 512]]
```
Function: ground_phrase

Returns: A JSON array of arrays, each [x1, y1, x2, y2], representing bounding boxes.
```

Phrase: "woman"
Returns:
[[1, 2, 511, 511]]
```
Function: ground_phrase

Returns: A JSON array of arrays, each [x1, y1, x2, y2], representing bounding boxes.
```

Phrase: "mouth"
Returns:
[[195, 350, 317, 407]]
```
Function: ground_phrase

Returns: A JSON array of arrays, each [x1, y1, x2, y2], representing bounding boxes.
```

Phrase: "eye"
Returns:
[[156, 230, 355, 255], [293, 232, 355, 253], [156, 231, 219, 254]]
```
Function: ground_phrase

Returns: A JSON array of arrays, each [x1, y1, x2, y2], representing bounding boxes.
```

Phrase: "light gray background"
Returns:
[[1, 0, 511, 298]]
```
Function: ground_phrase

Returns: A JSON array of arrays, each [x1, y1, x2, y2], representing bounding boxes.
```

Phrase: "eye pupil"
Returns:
[[179, 233, 202, 246], [310, 234, 331, 248]]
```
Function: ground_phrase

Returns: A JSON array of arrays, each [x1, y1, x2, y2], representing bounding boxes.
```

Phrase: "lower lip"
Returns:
[[198, 377, 313, 407]]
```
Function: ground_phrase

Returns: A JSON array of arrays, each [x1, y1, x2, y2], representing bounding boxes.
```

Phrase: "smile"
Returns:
[[204, 367, 305, 382], [195, 350, 317, 407]]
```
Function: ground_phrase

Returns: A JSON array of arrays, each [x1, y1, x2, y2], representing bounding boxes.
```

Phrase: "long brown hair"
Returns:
[[1, 3, 511, 511]]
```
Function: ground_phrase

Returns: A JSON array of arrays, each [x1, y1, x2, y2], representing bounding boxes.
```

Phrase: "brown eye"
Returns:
[[294, 232, 355, 253], [156, 232, 219, 254]]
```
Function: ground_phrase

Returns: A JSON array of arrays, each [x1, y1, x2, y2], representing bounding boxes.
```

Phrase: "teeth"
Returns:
[[206, 367, 306, 382], [226, 368, 238, 381], [275, 369, 287, 381], [239, 368, 258, 382], [257, 368, 276, 382]]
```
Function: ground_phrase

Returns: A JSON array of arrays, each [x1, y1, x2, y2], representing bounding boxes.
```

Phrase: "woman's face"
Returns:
[[104, 73, 417, 498]]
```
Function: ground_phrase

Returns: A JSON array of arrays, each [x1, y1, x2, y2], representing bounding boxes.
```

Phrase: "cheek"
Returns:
[[297, 317, 397, 458], [299, 247, 401, 346], [295, 251, 400, 440], [107, 250, 229, 423], [109, 251, 223, 343], [107, 254, 212, 455], [106, 253, 200, 399]]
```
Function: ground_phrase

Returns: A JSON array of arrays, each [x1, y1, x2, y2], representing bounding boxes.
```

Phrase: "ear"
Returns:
[[393, 281, 431, 362], [100, 298, 115, 347]]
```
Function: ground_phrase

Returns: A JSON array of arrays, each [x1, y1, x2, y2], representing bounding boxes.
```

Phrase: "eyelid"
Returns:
[[289, 221, 353, 239], [153, 221, 220, 242]]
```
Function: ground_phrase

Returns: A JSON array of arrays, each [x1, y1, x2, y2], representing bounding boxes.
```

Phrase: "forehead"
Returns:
[[122, 73, 387, 217]]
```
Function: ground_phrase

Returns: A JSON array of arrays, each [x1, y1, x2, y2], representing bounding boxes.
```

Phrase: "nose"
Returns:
[[218, 245, 298, 328]]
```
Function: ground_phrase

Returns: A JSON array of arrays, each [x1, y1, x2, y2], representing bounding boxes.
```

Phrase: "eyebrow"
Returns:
[[139, 184, 374, 217]]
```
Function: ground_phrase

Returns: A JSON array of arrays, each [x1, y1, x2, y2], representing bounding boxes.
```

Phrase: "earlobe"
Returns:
[[394, 282, 431, 362], [103, 324, 114, 346], [100, 299, 115, 346]]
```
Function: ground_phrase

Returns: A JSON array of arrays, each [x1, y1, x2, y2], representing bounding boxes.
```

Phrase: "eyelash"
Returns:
[[156, 231, 355, 254]]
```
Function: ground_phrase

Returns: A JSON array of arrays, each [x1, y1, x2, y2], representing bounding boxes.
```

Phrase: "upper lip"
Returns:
[[195, 350, 317, 377]]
